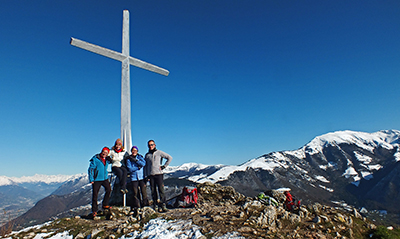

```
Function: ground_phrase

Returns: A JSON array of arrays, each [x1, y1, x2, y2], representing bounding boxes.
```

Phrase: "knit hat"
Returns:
[[102, 147, 110, 153], [131, 146, 139, 152], [115, 138, 123, 146]]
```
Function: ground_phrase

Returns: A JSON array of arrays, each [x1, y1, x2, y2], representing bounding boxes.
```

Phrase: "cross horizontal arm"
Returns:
[[70, 37, 169, 76], [128, 56, 169, 76], [70, 37, 125, 62]]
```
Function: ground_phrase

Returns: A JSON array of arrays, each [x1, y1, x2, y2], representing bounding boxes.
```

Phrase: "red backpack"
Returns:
[[174, 186, 198, 208]]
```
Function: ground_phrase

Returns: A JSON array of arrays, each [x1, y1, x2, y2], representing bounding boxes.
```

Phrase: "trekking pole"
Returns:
[[123, 193, 126, 207]]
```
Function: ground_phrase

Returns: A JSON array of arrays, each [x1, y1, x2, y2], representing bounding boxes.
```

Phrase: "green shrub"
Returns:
[[371, 225, 400, 239]]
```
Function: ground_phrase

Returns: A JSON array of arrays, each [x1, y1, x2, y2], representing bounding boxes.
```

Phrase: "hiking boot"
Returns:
[[142, 199, 150, 207], [160, 204, 168, 212], [89, 211, 97, 219], [152, 204, 158, 212]]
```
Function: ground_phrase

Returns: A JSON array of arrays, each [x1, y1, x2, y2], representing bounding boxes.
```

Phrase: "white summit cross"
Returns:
[[70, 10, 169, 151]]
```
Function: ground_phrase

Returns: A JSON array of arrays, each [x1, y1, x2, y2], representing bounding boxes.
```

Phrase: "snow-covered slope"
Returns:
[[301, 129, 400, 157], [180, 130, 400, 186], [164, 163, 226, 183]]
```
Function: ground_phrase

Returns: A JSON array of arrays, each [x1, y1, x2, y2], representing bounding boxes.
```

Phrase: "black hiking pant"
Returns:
[[149, 174, 165, 206], [92, 180, 111, 212], [112, 166, 127, 190], [130, 179, 149, 208]]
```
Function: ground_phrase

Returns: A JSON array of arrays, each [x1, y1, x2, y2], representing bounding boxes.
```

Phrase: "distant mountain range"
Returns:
[[0, 174, 85, 225], [0, 174, 76, 186], [3, 129, 400, 229]]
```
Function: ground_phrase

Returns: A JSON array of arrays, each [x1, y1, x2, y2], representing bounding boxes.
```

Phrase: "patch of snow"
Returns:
[[353, 151, 372, 164], [303, 175, 315, 182], [394, 151, 400, 162], [318, 185, 334, 192], [315, 175, 330, 183], [368, 164, 383, 171], [293, 164, 308, 174], [185, 173, 209, 182], [121, 218, 244, 239], [132, 218, 202, 239], [319, 165, 328, 170], [284, 149, 306, 159], [319, 161, 337, 171], [270, 152, 288, 164], [35, 231, 72, 239], [342, 167, 358, 178], [360, 171, 373, 180]]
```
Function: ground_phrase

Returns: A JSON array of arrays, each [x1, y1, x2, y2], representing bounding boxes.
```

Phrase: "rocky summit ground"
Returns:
[[1, 182, 397, 239]]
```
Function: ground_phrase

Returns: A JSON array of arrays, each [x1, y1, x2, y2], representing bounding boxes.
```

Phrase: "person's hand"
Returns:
[[91, 182, 94, 184], [128, 155, 138, 162]]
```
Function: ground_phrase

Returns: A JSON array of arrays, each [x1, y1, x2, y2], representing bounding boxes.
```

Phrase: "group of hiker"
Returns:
[[88, 138, 301, 218], [88, 139, 172, 218]]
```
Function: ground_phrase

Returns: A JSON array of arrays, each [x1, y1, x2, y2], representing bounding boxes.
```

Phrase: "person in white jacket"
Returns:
[[109, 139, 129, 193]]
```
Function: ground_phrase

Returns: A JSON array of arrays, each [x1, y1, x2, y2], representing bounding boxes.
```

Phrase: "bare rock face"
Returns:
[[197, 182, 247, 204]]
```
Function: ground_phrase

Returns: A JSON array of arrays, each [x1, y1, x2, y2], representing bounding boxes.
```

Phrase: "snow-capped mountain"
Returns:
[[170, 130, 400, 184], [164, 130, 400, 214]]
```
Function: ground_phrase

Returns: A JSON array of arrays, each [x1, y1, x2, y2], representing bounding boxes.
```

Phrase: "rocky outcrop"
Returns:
[[2, 183, 382, 239]]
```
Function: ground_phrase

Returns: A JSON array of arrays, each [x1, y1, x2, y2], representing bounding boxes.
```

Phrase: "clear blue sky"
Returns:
[[1, 1, 399, 177]]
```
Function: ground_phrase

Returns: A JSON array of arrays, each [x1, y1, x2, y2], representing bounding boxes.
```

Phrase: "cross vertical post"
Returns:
[[121, 10, 132, 151]]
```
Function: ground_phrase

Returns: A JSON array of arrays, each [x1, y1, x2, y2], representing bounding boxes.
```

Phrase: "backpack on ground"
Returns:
[[257, 192, 279, 207], [174, 186, 198, 208]]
